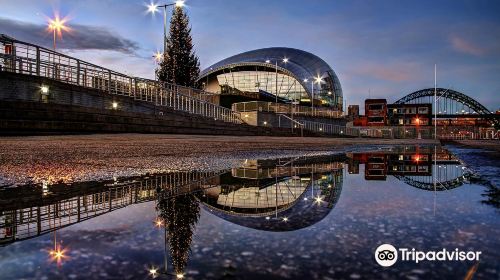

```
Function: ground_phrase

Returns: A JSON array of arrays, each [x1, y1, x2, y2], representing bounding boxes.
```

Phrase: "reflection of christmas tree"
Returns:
[[157, 193, 200, 275]]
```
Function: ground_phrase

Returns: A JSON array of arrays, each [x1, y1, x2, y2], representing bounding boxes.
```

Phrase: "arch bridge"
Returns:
[[395, 88, 499, 126]]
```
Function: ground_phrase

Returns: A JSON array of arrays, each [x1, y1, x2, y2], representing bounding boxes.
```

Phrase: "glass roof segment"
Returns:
[[198, 47, 343, 109]]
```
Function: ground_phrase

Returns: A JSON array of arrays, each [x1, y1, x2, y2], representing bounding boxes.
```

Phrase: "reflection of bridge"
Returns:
[[347, 146, 471, 191], [395, 88, 499, 127], [0, 170, 223, 246]]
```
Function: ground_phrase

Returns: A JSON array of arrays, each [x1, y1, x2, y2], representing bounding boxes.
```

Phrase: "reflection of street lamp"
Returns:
[[415, 117, 421, 139], [147, 1, 185, 54]]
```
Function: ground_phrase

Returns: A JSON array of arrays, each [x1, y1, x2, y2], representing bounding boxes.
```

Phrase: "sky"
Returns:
[[1, 0, 499, 111]]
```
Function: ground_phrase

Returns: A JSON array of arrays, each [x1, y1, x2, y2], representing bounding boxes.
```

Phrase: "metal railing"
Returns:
[[278, 114, 304, 137], [232, 101, 343, 118], [302, 120, 359, 137], [0, 34, 243, 124], [275, 113, 359, 137]]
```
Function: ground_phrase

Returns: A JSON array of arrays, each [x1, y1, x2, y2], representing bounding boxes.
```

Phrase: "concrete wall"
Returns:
[[0, 72, 304, 136], [241, 111, 346, 128], [0, 71, 159, 115]]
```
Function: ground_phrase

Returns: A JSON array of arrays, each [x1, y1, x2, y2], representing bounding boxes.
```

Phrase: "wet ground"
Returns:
[[0, 140, 498, 280], [0, 134, 437, 186]]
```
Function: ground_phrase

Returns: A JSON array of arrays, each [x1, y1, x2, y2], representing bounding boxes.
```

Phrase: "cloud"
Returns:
[[0, 17, 139, 54], [450, 35, 485, 56], [349, 61, 423, 83]]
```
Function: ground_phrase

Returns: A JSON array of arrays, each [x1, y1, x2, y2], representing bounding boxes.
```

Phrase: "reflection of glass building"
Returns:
[[197, 156, 345, 232], [197, 48, 343, 110]]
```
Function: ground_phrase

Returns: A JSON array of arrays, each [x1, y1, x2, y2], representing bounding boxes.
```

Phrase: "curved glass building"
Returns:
[[197, 47, 343, 110]]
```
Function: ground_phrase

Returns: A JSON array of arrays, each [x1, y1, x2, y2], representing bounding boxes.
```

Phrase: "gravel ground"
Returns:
[[0, 134, 438, 186]]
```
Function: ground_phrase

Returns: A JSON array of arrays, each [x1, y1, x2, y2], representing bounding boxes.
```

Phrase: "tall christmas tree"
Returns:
[[157, 6, 200, 87]]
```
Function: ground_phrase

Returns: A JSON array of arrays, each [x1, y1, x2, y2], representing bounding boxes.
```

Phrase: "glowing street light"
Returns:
[[147, 1, 186, 54], [148, 3, 159, 13], [41, 85, 49, 94], [47, 15, 69, 51], [153, 51, 163, 62]]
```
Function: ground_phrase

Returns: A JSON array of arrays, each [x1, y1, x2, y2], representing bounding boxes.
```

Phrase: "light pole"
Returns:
[[47, 16, 68, 51], [147, 1, 185, 54], [311, 75, 323, 114], [265, 57, 289, 105], [153, 51, 163, 80]]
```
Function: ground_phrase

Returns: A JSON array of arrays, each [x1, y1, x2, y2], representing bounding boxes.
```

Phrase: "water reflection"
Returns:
[[0, 146, 497, 279], [347, 146, 471, 191], [197, 156, 344, 232], [156, 193, 200, 277], [0, 148, 473, 245]]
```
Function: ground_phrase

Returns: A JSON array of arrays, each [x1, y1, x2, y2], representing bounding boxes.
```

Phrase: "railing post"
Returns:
[[76, 60, 80, 86], [108, 70, 112, 94], [134, 78, 138, 100], [36, 47, 40, 76]]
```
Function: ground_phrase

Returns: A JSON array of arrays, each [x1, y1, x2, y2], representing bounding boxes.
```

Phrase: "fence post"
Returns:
[[108, 70, 112, 94], [76, 60, 80, 86], [36, 47, 40, 76]]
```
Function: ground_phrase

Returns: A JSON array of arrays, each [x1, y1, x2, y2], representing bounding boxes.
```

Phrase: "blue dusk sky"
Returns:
[[1, 0, 499, 110]]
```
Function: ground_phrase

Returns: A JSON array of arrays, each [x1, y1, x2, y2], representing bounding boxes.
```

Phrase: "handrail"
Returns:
[[277, 114, 304, 137], [233, 101, 343, 119], [0, 34, 243, 124]]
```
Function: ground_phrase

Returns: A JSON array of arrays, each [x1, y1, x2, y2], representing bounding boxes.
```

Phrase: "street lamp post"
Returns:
[[47, 16, 68, 51], [311, 76, 323, 115], [148, 1, 185, 54], [153, 51, 163, 79], [265, 58, 289, 113]]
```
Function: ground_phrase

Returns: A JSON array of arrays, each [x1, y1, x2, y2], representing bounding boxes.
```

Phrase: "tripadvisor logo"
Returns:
[[374, 244, 481, 267]]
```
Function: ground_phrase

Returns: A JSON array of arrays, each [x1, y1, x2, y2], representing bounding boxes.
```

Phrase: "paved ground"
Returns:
[[0, 134, 439, 186]]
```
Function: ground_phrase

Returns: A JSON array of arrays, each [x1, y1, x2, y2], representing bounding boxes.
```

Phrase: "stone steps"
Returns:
[[0, 101, 311, 136]]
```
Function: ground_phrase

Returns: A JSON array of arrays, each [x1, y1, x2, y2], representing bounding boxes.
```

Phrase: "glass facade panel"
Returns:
[[216, 71, 307, 102]]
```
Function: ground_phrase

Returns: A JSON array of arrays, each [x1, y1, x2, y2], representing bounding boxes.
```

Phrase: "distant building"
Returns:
[[353, 99, 433, 127], [387, 103, 432, 126], [365, 99, 387, 126], [347, 105, 359, 121]]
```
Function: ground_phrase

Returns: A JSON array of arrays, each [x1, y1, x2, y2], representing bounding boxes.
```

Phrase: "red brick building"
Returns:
[[365, 99, 387, 126]]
